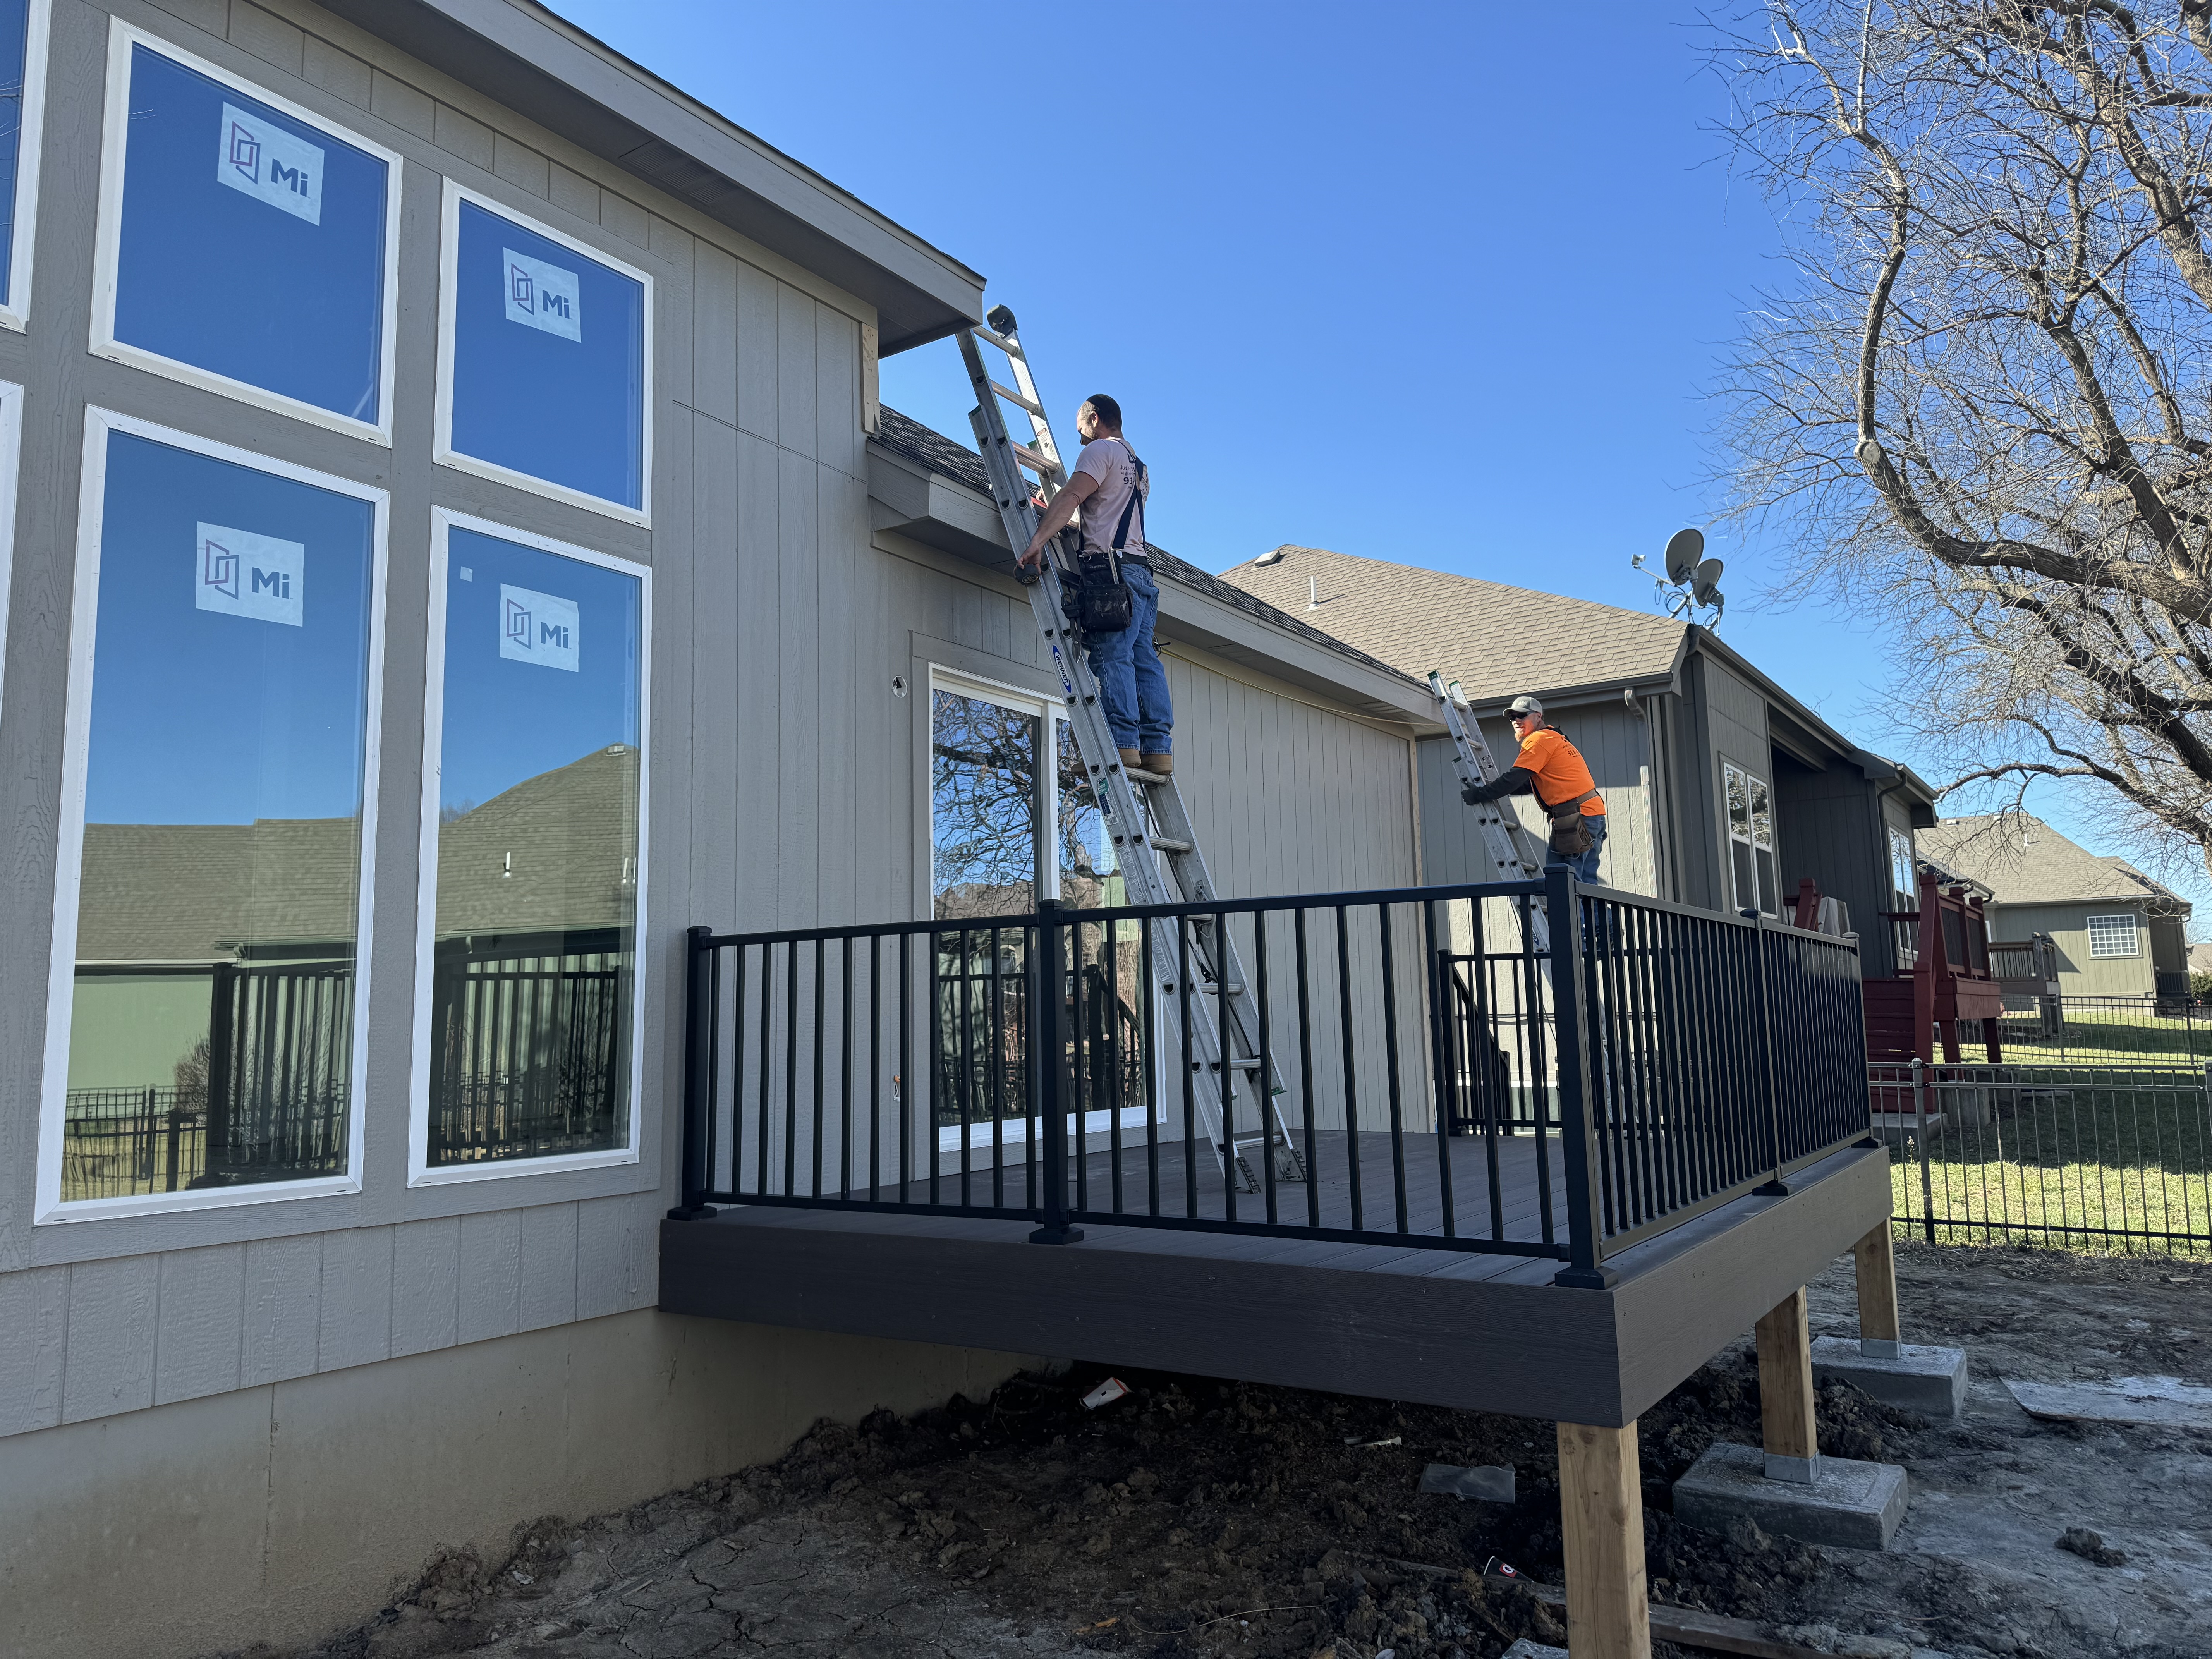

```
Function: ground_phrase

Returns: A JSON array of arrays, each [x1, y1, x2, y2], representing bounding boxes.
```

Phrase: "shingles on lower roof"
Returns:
[[1916, 814, 2191, 914], [1218, 545, 1686, 707], [871, 410, 1422, 692]]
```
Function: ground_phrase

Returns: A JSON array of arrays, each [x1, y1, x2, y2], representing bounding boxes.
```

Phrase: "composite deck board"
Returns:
[[740, 1128, 1577, 1251]]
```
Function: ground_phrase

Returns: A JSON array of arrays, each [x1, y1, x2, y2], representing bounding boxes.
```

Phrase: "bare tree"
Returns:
[[1713, 0, 2212, 879]]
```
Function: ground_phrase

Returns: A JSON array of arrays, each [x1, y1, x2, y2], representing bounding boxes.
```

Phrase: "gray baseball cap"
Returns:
[[1506, 695, 1544, 716]]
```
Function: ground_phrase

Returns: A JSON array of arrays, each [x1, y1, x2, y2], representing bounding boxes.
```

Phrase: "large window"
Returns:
[[436, 182, 651, 521], [40, 413, 385, 1220], [91, 24, 400, 439], [1723, 759, 1777, 915], [0, 0, 51, 329], [412, 512, 648, 1182], [2087, 914, 2140, 959]]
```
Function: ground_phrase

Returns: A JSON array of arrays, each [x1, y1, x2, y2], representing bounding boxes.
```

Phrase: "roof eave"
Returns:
[[313, 0, 984, 351]]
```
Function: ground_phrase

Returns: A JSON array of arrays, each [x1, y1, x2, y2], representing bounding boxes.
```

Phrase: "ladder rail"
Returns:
[[957, 321, 1302, 1191], [1430, 672, 1552, 958]]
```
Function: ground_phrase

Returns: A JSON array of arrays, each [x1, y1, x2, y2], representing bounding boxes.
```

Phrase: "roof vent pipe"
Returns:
[[1307, 576, 1318, 611]]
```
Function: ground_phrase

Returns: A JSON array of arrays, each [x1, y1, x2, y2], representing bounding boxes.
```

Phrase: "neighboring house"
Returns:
[[1223, 546, 1940, 977], [1916, 816, 2193, 1003], [0, 4, 1444, 1652]]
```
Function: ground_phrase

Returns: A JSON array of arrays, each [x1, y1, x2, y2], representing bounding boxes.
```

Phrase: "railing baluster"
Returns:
[[1295, 908, 1321, 1230], [1337, 906, 1364, 1233], [1379, 902, 1409, 1235]]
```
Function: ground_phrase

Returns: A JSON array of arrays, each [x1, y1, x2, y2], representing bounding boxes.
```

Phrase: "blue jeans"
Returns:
[[1086, 562, 1172, 754], [1567, 813, 1606, 884]]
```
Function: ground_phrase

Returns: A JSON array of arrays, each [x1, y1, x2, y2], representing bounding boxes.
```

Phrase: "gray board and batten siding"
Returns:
[[0, 0, 884, 1431], [0, 0, 1438, 1443]]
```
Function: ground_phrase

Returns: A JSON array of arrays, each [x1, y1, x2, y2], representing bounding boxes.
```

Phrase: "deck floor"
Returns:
[[769, 1126, 1574, 1250]]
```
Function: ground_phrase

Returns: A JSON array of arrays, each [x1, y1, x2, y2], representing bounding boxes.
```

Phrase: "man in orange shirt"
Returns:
[[1460, 695, 1606, 882]]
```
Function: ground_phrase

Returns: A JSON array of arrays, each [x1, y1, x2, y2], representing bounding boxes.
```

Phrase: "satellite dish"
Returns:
[[1664, 527, 1704, 586], [1692, 556, 1725, 607]]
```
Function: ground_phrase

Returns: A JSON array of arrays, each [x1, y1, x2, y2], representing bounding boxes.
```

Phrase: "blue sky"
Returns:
[[548, 0, 2202, 924]]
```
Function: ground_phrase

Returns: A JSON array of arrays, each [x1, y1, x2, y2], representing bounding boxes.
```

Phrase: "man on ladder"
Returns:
[[1017, 394, 1173, 775], [1460, 695, 1607, 883]]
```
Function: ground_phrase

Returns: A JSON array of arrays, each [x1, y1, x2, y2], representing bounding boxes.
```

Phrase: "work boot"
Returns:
[[1141, 753, 1173, 776], [1118, 748, 1142, 771]]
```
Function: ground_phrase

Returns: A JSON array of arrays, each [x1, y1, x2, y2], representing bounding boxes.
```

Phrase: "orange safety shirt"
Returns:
[[1515, 727, 1604, 816]]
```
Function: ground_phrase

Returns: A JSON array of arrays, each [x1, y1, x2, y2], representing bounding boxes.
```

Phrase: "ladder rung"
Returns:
[[1150, 836, 1193, 854], [1164, 981, 1245, 996], [973, 323, 1018, 354], [1124, 765, 1170, 785], [1010, 440, 1063, 479], [989, 378, 1045, 417]]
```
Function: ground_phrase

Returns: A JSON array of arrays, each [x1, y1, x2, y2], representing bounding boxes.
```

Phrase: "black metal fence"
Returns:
[[1877, 1060, 2212, 1255], [674, 871, 1870, 1281]]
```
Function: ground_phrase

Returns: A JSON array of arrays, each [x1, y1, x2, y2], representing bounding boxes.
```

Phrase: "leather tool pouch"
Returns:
[[1546, 790, 1598, 858]]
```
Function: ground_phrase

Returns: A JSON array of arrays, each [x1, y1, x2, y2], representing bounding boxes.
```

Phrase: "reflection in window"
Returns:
[[425, 527, 643, 1168], [447, 196, 646, 511], [932, 690, 1039, 920], [0, 0, 37, 309], [60, 431, 376, 1203], [1723, 760, 1778, 915], [1889, 825, 1919, 969], [108, 43, 390, 423]]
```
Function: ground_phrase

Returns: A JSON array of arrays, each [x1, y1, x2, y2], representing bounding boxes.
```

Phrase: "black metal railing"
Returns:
[[673, 870, 1870, 1279]]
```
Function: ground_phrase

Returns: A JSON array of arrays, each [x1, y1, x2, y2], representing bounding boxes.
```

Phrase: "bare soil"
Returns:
[[248, 1243, 2212, 1659]]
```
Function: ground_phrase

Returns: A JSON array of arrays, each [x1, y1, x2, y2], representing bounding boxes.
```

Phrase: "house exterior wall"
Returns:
[[1770, 756, 1909, 978], [1413, 702, 1655, 896], [0, 5, 1429, 1650], [1986, 899, 2157, 1000]]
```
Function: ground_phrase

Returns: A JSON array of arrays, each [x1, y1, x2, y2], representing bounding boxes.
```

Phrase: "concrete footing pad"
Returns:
[[1673, 1441, 1909, 1550], [1812, 1334, 1968, 1419], [1499, 1643, 1568, 1659]]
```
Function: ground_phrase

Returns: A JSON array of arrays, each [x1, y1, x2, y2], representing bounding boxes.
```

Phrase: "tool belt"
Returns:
[[1543, 788, 1599, 858]]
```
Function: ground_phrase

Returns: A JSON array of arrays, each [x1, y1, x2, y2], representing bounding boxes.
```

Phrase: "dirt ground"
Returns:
[[248, 1242, 2212, 1659]]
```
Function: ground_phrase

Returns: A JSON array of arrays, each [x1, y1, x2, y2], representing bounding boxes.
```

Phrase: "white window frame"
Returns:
[[0, 379, 24, 722], [408, 507, 652, 1186], [926, 668, 1154, 1153], [2087, 913, 2140, 960], [433, 179, 655, 527], [1721, 757, 1778, 915], [1888, 823, 1919, 968], [36, 407, 389, 1224], [87, 19, 404, 445], [0, 0, 53, 333]]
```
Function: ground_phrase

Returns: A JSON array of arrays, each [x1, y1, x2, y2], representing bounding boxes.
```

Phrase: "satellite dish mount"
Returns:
[[1631, 527, 1726, 629]]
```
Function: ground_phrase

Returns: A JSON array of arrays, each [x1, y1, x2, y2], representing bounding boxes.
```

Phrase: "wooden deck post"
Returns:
[[1557, 1420, 1652, 1659], [1755, 1287, 1820, 1482], [1852, 1223, 1902, 1358]]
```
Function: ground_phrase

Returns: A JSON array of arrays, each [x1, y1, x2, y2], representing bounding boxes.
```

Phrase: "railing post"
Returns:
[[1913, 1056, 1936, 1245], [1030, 900, 1083, 1245], [1548, 864, 1615, 1288], [1748, 907, 1791, 1196], [669, 924, 717, 1221]]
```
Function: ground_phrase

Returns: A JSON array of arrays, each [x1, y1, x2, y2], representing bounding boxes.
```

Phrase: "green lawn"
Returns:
[[1993, 1007, 2207, 1066], [1889, 1071, 2212, 1256]]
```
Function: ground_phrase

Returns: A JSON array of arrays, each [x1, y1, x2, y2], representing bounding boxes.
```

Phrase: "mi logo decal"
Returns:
[[216, 104, 325, 225], [195, 523, 304, 627], [498, 582, 580, 672], [502, 249, 583, 342]]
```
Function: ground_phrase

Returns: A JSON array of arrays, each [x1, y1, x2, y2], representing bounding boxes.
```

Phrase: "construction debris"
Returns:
[[1417, 1462, 1516, 1503], [1079, 1377, 1130, 1410], [2002, 1373, 2212, 1429], [2055, 1526, 2128, 1567]]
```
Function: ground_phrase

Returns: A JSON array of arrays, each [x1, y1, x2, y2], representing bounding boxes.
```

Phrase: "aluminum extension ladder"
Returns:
[[958, 306, 1304, 1194], [1429, 672, 1551, 957]]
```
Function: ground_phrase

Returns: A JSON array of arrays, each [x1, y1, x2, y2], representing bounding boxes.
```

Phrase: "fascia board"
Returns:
[[313, 0, 984, 350]]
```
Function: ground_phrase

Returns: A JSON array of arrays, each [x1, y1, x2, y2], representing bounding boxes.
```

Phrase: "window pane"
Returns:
[[62, 432, 375, 1202], [1055, 719, 1121, 909], [427, 529, 642, 1167], [0, 0, 32, 306], [112, 44, 388, 423], [932, 690, 1038, 919], [1749, 777, 1773, 848], [449, 200, 646, 510], [2087, 915, 2138, 959], [1725, 763, 1749, 839]]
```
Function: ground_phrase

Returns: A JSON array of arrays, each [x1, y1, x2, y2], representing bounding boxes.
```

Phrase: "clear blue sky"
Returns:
[[549, 0, 2202, 924]]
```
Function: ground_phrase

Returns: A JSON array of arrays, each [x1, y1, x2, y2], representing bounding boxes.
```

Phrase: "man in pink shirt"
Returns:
[[1019, 394, 1173, 775]]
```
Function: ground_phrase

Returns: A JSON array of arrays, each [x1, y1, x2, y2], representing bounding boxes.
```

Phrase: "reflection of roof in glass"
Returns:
[[72, 747, 643, 965]]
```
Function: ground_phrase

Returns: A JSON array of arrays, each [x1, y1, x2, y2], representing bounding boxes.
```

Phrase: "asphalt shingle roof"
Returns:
[[871, 410, 1422, 692], [1217, 545, 1686, 708], [1916, 814, 2191, 914]]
